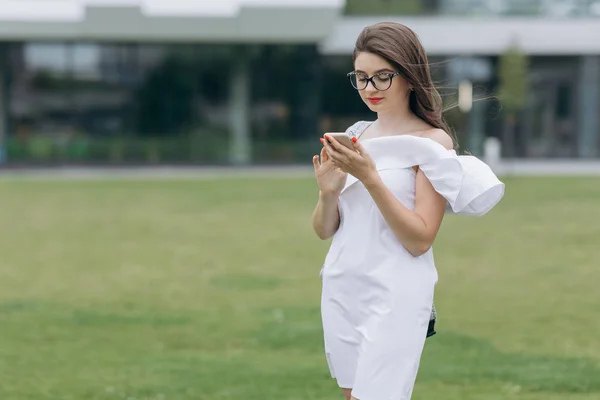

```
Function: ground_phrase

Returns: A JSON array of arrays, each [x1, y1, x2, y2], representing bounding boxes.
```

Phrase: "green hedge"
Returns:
[[4, 134, 321, 165], [5, 130, 231, 165]]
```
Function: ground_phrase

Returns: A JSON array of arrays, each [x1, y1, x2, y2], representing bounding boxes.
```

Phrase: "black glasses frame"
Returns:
[[347, 71, 402, 91]]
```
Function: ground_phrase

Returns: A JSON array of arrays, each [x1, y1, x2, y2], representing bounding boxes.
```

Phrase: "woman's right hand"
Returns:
[[313, 143, 348, 196]]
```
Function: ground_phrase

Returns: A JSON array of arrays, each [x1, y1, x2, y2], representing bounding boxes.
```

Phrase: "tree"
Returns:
[[498, 42, 529, 157]]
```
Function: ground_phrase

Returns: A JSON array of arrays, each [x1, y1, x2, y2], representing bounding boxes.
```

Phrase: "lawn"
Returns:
[[0, 176, 598, 399]]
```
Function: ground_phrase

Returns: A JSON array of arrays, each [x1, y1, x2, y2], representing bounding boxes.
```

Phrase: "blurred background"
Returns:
[[0, 0, 598, 167], [1, 1, 599, 400]]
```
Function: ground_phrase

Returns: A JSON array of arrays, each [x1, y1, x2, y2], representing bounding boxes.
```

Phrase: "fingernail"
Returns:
[[352, 137, 357, 143], [320, 138, 324, 144]]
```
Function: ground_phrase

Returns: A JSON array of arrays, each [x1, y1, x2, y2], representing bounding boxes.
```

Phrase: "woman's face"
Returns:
[[352, 51, 411, 113]]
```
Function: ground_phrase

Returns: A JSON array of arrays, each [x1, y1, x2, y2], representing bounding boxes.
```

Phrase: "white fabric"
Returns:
[[320, 127, 504, 400]]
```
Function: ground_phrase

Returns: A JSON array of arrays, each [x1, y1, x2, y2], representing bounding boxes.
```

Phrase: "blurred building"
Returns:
[[0, 0, 598, 165], [326, 0, 600, 159]]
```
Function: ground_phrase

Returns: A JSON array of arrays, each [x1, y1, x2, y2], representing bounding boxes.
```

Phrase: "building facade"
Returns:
[[324, 0, 600, 159], [0, 0, 599, 165]]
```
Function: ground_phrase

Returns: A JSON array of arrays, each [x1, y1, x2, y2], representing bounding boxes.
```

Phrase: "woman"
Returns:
[[311, 22, 504, 400]]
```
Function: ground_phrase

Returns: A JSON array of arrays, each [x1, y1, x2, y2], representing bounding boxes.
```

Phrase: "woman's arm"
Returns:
[[312, 145, 347, 240], [311, 192, 341, 240], [363, 170, 447, 256], [362, 130, 454, 256], [322, 129, 453, 254]]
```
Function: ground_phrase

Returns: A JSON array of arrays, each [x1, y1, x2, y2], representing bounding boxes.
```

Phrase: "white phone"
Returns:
[[324, 132, 355, 150]]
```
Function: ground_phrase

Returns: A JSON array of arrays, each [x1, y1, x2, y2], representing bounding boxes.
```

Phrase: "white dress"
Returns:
[[319, 121, 505, 400]]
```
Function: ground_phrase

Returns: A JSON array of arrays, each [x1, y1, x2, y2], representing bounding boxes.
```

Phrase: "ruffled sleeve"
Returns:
[[419, 152, 505, 216], [343, 135, 505, 217]]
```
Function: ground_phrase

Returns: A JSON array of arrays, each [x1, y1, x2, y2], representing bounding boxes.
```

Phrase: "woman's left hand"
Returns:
[[322, 135, 378, 184]]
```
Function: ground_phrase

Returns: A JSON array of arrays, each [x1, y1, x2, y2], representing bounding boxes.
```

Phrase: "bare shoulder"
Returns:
[[422, 128, 454, 150]]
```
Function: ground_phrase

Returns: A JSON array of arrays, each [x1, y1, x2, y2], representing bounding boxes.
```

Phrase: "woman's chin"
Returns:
[[365, 102, 386, 113], [364, 102, 381, 112]]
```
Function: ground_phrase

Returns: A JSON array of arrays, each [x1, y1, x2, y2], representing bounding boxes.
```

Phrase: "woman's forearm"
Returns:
[[312, 191, 341, 240], [363, 176, 435, 256]]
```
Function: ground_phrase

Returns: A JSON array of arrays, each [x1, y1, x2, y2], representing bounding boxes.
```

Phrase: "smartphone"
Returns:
[[324, 132, 355, 150]]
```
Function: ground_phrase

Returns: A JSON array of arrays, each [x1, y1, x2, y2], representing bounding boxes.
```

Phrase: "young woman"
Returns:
[[312, 22, 505, 400]]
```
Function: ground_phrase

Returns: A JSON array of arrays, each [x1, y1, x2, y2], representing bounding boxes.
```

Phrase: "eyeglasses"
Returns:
[[347, 71, 401, 91]]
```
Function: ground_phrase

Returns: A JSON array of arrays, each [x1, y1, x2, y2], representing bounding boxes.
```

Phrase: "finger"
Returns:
[[323, 137, 342, 156], [320, 145, 329, 163], [352, 139, 369, 158], [322, 138, 335, 155], [327, 138, 355, 163], [325, 148, 339, 164], [312, 155, 320, 172], [323, 140, 343, 164], [327, 150, 348, 170], [331, 159, 348, 173], [352, 138, 361, 153]]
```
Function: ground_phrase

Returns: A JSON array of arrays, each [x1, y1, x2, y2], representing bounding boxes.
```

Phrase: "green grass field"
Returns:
[[0, 175, 599, 400]]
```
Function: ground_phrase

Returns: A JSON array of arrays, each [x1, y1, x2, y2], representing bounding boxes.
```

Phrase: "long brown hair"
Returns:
[[353, 22, 456, 146]]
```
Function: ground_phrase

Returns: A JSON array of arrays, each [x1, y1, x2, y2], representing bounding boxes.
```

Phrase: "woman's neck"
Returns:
[[376, 105, 426, 135]]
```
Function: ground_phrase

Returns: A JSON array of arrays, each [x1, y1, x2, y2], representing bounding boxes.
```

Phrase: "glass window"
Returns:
[[5, 42, 326, 165], [6, 42, 232, 164]]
